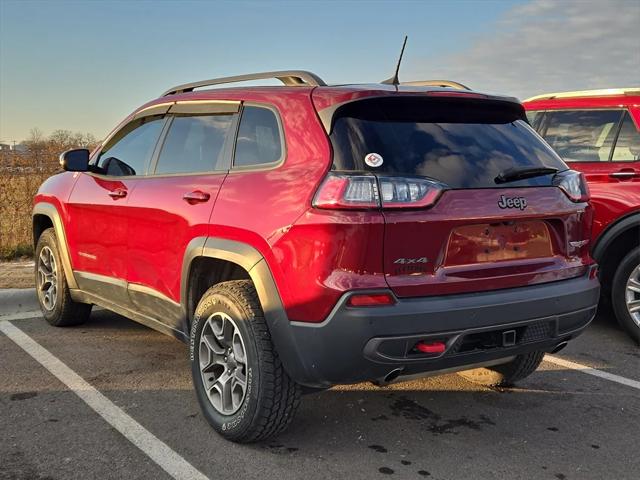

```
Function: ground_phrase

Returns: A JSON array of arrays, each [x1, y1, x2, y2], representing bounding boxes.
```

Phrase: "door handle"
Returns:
[[183, 190, 210, 204], [108, 189, 127, 199], [609, 171, 638, 179]]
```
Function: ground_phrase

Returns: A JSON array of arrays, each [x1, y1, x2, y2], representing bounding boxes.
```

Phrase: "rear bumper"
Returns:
[[273, 272, 600, 388]]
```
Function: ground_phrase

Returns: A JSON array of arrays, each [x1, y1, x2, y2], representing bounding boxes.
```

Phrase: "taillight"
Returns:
[[553, 170, 590, 202], [313, 173, 446, 210], [313, 174, 379, 209], [378, 176, 445, 208]]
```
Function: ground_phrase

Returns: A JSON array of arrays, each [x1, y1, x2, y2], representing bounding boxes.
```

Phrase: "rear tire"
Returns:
[[190, 280, 301, 442], [35, 228, 92, 327], [458, 350, 545, 387], [611, 246, 640, 344]]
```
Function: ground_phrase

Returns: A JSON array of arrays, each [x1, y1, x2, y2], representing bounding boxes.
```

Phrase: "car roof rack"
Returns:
[[525, 87, 640, 102], [162, 70, 327, 96], [401, 80, 471, 90]]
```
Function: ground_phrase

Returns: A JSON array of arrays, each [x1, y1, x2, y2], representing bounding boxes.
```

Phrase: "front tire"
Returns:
[[190, 280, 301, 442], [612, 246, 640, 344], [458, 350, 545, 387], [35, 228, 92, 327]]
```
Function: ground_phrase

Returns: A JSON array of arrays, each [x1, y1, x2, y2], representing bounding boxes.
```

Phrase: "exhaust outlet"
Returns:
[[372, 368, 404, 386], [551, 341, 568, 354]]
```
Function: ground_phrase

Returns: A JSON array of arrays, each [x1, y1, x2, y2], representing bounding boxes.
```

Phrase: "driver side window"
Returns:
[[97, 116, 165, 176]]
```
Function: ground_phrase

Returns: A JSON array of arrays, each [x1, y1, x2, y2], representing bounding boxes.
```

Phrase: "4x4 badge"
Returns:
[[498, 195, 527, 210], [394, 257, 428, 264]]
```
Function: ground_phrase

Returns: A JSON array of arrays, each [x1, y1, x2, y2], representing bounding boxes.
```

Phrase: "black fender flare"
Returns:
[[32, 202, 78, 289], [180, 237, 312, 384], [591, 211, 640, 263]]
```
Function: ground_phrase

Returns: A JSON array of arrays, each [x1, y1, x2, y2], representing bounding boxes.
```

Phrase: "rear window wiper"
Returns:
[[495, 166, 559, 184]]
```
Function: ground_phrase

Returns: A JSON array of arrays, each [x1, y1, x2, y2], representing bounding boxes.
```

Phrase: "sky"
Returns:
[[1, 0, 638, 143]]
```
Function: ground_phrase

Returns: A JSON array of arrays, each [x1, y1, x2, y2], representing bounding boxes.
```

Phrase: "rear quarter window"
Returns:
[[233, 106, 283, 168]]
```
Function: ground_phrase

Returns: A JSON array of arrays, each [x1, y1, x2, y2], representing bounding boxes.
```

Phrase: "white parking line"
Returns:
[[0, 311, 42, 321], [545, 354, 640, 390], [0, 320, 209, 480]]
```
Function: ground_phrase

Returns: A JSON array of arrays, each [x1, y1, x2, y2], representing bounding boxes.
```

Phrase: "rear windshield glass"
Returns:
[[330, 97, 566, 188]]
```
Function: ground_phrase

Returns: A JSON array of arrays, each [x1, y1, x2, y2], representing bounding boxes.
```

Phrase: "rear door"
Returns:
[[66, 114, 166, 302], [328, 96, 589, 298], [537, 109, 640, 238], [124, 101, 240, 328]]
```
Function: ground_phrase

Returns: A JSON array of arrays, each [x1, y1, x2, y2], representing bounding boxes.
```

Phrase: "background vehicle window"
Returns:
[[234, 106, 282, 167], [526, 110, 541, 128], [541, 110, 621, 162], [611, 112, 640, 162], [155, 114, 234, 174], [97, 116, 164, 176]]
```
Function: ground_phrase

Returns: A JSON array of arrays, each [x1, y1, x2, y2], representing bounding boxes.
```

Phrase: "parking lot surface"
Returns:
[[1, 301, 639, 480]]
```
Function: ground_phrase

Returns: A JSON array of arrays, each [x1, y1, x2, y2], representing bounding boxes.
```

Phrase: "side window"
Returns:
[[233, 106, 283, 168], [526, 110, 542, 129], [97, 116, 165, 176], [611, 112, 640, 162], [155, 114, 235, 174], [541, 110, 622, 162]]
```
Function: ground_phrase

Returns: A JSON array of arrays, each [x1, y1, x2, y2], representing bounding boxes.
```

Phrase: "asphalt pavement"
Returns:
[[1, 292, 638, 480]]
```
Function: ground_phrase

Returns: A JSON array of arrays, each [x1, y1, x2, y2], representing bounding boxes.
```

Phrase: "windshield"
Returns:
[[330, 97, 567, 189]]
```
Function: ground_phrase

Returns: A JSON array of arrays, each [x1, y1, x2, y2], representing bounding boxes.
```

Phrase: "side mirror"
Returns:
[[59, 149, 90, 172]]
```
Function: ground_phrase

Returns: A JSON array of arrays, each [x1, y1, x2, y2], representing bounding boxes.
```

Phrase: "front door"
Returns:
[[65, 114, 167, 302]]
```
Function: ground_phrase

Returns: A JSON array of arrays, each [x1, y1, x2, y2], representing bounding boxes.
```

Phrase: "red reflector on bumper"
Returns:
[[347, 293, 395, 307], [415, 341, 446, 354]]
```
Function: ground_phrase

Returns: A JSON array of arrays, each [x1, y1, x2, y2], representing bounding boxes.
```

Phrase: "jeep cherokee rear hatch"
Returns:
[[315, 94, 592, 297]]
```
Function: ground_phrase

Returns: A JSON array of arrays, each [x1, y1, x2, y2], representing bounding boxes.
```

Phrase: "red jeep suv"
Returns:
[[524, 89, 640, 343], [33, 71, 599, 442]]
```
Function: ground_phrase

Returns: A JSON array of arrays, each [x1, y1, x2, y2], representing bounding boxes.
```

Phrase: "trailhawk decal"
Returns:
[[498, 195, 528, 210]]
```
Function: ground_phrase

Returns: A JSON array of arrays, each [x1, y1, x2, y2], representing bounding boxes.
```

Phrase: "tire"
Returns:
[[458, 350, 545, 387], [190, 280, 301, 442], [35, 228, 92, 327], [611, 246, 640, 344]]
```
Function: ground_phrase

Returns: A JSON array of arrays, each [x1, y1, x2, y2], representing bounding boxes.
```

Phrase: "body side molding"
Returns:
[[32, 202, 78, 289]]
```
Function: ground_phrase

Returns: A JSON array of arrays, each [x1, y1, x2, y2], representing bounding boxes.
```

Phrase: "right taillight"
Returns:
[[553, 170, 590, 202], [313, 173, 446, 210]]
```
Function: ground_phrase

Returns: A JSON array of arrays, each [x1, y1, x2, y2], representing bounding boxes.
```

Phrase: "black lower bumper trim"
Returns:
[[272, 273, 600, 388]]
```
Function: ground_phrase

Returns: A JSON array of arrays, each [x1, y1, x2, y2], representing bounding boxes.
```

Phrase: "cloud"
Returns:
[[411, 0, 640, 100]]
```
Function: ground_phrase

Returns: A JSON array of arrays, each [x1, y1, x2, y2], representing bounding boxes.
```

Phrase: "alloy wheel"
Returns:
[[37, 246, 58, 311], [625, 263, 640, 327], [199, 312, 248, 415]]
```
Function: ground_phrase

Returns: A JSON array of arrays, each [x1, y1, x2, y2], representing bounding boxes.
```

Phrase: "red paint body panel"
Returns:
[[125, 174, 225, 301], [523, 94, 640, 244], [383, 188, 592, 297], [66, 173, 136, 280]]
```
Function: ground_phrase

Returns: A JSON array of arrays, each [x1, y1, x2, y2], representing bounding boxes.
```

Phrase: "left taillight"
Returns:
[[553, 170, 590, 203], [313, 173, 446, 210]]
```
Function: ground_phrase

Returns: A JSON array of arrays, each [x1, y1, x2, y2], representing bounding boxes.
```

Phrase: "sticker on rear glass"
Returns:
[[364, 152, 383, 168]]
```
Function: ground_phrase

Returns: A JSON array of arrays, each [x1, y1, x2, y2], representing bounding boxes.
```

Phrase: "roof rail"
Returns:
[[524, 87, 640, 102], [401, 80, 471, 90], [162, 70, 327, 96]]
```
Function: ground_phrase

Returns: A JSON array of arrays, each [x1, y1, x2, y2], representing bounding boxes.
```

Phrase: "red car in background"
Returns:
[[524, 88, 640, 343]]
